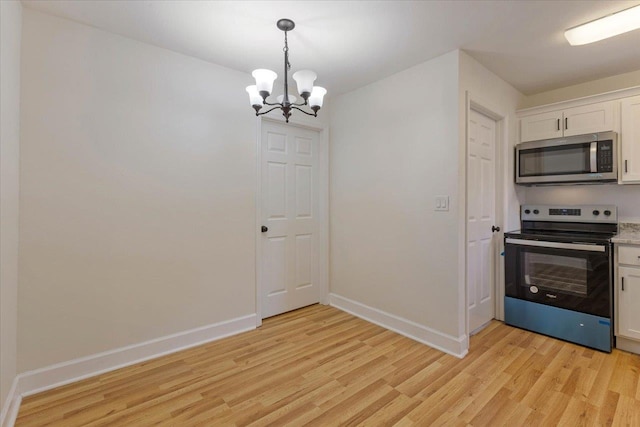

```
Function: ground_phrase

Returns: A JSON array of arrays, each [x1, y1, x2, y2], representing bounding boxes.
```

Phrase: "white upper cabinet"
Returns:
[[621, 95, 640, 183], [563, 102, 615, 137], [519, 110, 563, 142], [519, 101, 615, 142]]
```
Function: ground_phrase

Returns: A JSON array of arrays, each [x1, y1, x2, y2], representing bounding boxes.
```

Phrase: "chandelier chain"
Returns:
[[283, 31, 291, 71]]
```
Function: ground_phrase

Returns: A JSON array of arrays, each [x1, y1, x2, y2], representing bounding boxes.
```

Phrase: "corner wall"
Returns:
[[458, 51, 525, 232], [0, 0, 22, 410], [18, 9, 257, 372], [329, 51, 464, 352], [458, 51, 525, 323]]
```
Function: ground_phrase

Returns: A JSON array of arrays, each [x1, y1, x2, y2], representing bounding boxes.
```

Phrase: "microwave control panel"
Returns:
[[598, 141, 614, 173]]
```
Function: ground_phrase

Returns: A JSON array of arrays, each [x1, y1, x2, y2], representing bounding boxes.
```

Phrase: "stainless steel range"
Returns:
[[504, 204, 617, 352]]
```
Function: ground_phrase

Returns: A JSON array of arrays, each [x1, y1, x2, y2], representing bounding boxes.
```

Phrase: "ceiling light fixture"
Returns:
[[246, 19, 326, 123], [564, 4, 640, 46]]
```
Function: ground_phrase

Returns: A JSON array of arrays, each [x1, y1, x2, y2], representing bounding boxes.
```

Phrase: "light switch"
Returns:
[[435, 196, 449, 211]]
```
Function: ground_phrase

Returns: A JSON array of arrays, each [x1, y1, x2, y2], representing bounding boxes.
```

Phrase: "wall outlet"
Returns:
[[435, 196, 449, 211]]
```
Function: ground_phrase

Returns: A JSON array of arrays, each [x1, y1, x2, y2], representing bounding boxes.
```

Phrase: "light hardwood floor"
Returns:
[[16, 304, 640, 426]]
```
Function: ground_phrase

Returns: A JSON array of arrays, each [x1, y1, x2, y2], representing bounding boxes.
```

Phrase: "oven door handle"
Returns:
[[505, 238, 606, 252]]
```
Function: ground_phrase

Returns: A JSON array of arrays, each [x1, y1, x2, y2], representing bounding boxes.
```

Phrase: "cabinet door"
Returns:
[[520, 110, 563, 142], [563, 101, 614, 137], [619, 266, 640, 341], [621, 96, 640, 183]]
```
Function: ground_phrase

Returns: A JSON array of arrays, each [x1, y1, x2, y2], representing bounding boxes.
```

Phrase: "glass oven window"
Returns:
[[522, 252, 587, 296], [519, 143, 590, 177]]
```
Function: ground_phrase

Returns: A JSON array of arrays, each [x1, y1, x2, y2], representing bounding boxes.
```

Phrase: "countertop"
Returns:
[[612, 223, 640, 245]]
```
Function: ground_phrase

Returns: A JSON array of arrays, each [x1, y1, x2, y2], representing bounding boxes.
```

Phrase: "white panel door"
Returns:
[[467, 109, 497, 333], [621, 96, 640, 183], [261, 121, 320, 318]]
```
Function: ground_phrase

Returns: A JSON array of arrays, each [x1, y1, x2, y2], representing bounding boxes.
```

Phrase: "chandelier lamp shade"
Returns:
[[246, 19, 326, 123]]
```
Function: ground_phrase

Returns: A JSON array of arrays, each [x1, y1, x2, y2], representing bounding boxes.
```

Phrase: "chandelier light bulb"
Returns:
[[246, 85, 263, 111], [308, 87, 327, 111], [292, 70, 317, 99], [252, 69, 277, 97]]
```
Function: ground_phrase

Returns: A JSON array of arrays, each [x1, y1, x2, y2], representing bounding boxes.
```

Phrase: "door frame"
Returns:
[[464, 91, 507, 338], [255, 116, 330, 327]]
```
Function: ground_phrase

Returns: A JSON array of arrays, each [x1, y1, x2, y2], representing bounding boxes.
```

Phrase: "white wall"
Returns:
[[458, 52, 525, 324], [521, 70, 640, 109], [0, 0, 22, 408], [330, 51, 462, 340], [18, 9, 258, 372]]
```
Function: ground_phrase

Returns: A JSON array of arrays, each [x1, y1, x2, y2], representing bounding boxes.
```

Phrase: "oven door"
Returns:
[[505, 238, 612, 318]]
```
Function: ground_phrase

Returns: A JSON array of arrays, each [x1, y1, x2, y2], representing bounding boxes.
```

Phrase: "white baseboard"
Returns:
[[616, 336, 640, 355], [3, 313, 256, 426], [329, 293, 468, 358], [0, 377, 20, 427]]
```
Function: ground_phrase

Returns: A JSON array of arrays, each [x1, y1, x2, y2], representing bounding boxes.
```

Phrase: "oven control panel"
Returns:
[[521, 205, 617, 223]]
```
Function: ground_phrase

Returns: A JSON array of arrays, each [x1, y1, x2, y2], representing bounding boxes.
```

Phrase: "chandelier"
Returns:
[[246, 19, 327, 123]]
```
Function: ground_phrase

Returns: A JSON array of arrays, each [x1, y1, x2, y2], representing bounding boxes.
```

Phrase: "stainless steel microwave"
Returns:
[[515, 131, 618, 185]]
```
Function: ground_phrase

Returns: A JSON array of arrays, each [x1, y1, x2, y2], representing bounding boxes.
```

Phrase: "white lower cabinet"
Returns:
[[618, 266, 640, 340], [616, 245, 640, 353]]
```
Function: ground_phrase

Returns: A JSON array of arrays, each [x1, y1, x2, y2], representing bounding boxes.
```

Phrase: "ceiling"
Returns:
[[22, 0, 640, 96]]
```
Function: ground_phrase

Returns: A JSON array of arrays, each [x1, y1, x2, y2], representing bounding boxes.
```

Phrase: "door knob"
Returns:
[[491, 226, 501, 232], [261, 226, 268, 233]]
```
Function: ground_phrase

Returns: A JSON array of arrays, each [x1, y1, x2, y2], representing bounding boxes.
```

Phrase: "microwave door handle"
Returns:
[[590, 141, 597, 173], [505, 238, 606, 253]]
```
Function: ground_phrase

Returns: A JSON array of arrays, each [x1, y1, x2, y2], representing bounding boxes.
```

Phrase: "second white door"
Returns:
[[260, 120, 320, 318], [467, 108, 498, 333]]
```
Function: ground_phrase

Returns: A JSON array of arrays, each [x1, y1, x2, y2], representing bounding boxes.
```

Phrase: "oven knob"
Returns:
[[593, 210, 600, 216], [604, 210, 612, 216], [524, 209, 531, 214], [533, 209, 539, 214]]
